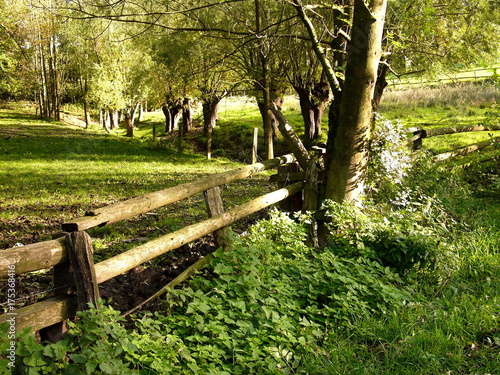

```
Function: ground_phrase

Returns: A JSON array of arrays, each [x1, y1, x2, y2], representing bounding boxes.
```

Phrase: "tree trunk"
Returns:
[[373, 62, 388, 109], [161, 104, 171, 132], [49, 35, 60, 121], [125, 113, 134, 137], [294, 80, 330, 146], [323, 0, 388, 203], [162, 99, 182, 133], [182, 98, 193, 134], [102, 108, 110, 133], [83, 78, 90, 129], [203, 98, 221, 160], [131, 103, 140, 128], [255, 0, 274, 160], [137, 104, 144, 125]]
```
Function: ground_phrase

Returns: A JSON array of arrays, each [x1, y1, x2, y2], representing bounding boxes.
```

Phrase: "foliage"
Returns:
[[302, 149, 500, 375], [322, 200, 443, 276], [10, 210, 414, 374], [148, 210, 413, 373], [7, 303, 187, 374], [387, 0, 500, 75]]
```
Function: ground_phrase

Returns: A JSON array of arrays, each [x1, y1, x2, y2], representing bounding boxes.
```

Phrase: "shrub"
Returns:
[[322, 200, 442, 276], [9, 304, 187, 374]]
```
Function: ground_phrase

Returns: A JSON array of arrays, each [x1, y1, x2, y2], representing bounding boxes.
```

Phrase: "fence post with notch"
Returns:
[[39, 230, 99, 342], [203, 186, 231, 251]]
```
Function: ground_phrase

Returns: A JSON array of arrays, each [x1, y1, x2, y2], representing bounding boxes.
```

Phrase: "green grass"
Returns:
[[3, 82, 500, 373], [379, 81, 500, 155]]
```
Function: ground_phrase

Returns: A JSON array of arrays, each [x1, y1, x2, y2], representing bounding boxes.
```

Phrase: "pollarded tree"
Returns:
[[279, 20, 333, 146]]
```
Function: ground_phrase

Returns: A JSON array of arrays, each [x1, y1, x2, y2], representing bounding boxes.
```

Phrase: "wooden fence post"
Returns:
[[39, 232, 72, 342], [203, 187, 230, 251], [412, 128, 427, 150], [65, 231, 99, 311], [39, 231, 98, 342], [252, 128, 258, 164], [303, 151, 322, 247]]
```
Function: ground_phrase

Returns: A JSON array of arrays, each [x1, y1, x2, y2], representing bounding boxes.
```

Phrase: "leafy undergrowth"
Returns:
[[5, 210, 417, 374]]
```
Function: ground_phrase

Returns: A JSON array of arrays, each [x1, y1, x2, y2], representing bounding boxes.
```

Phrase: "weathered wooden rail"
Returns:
[[0, 154, 305, 336], [408, 124, 500, 160]]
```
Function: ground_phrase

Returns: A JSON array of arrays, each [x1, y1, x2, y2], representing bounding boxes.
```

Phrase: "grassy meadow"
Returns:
[[1, 81, 499, 374]]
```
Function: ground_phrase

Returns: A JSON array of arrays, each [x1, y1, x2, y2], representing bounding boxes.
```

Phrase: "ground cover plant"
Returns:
[[6, 156, 499, 374]]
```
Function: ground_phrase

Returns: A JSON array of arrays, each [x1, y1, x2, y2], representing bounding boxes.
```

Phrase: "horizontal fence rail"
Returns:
[[63, 154, 295, 232], [407, 124, 500, 159], [388, 67, 500, 88], [0, 155, 303, 333]]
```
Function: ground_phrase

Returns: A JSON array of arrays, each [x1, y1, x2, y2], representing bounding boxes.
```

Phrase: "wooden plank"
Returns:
[[0, 295, 77, 332], [270, 105, 310, 170], [203, 187, 230, 251], [66, 232, 99, 310], [432, 137, 499, 162], [426, 125, 500, 138], [93, 182, 304, 284], [0, 237, 67, 277], [62, 154, 295, 232]]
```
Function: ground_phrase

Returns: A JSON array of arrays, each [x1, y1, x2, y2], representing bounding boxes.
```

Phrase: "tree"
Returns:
[[385, 0, 500, 76], [281, 29, 331, 146], [0, 0, 33, 101], [56, 0, 498, 200], [290, 0, 387, 203]]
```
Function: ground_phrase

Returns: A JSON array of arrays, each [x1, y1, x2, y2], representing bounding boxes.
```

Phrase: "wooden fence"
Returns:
[[408, 124, 500, 161], [0, 154, 306, 339], [388, 67, 500, 89]]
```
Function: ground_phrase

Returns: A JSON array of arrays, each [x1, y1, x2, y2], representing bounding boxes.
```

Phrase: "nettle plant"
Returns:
[[322, 200, 442, 276], [10, 210, 415, 375]]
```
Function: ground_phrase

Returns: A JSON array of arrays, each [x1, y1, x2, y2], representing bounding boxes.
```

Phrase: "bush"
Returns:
[[322, 200, 443, 275]]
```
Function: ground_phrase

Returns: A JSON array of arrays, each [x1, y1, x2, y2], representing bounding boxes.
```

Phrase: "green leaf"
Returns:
[[69, 354, 87, 364]]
